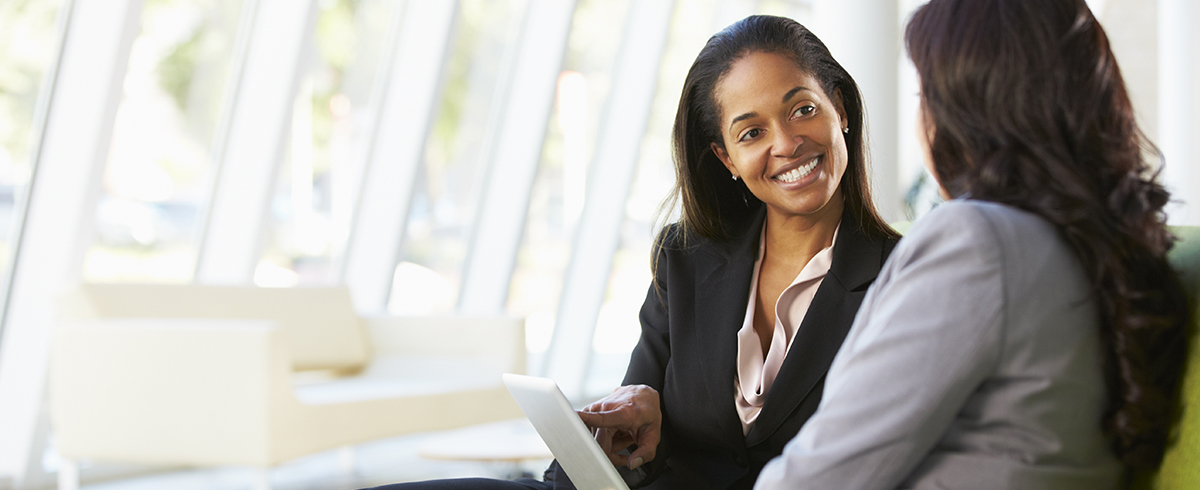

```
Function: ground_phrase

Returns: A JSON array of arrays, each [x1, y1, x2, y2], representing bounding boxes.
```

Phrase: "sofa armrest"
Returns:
[[50, 318, 288, 464], [363, 316, 525, 374]]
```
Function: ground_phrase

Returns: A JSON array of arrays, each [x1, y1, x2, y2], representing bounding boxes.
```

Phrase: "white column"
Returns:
[[56, 458, 78, 490], [541, 0, 676, 397], [194, 0, 318, 284], [457, 0, 578, 315], [341, 0, 458, 313], [1158, 0, 1197, 226], [0, 0, 143, 481], [812, 0, 902, 221]]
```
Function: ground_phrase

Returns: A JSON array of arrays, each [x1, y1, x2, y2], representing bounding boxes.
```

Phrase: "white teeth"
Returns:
[[775, 158, 819, 183]]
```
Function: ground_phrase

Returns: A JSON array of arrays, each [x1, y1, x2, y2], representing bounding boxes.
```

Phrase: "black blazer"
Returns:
[[551, 205, 896, 490]]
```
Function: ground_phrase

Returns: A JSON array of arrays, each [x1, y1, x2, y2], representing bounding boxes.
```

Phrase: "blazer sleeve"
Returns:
[[618, 226, 680, 487], [546, 226, 683, 489], [754, 202, 1007, 490], [623, 230, 673, 391]]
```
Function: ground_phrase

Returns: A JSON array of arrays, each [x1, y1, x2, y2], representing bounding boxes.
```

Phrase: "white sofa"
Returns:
[[50, 284, 525, 489]]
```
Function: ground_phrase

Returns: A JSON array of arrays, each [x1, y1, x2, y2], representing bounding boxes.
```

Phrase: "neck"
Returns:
[[762, 193, 844, 268]]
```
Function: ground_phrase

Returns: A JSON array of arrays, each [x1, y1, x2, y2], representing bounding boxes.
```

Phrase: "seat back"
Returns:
[[61, 284, 372, 371], [1144, 226, 1200, 488]]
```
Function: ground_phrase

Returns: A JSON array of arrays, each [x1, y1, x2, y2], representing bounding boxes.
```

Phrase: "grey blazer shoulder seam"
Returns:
[[973, 203, 1012, 364]]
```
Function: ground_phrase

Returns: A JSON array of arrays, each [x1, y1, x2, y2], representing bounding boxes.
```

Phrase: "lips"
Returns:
[[773, 156, 820, 183]]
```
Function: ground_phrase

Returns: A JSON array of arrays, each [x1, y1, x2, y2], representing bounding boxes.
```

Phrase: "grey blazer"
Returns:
[[754, 200, 1122, 490]]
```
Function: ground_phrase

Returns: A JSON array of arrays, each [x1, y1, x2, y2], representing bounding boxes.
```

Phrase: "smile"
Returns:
[[773, 157, 820, 183]]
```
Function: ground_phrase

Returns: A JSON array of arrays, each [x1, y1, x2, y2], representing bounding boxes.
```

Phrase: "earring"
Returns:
[[842, 127, 849, 134], [732, 175, 739, 181]]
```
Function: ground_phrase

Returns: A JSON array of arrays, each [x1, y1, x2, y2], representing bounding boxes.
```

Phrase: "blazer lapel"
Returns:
[[691, 207, 765, 449], [743, 208, 887, 447]]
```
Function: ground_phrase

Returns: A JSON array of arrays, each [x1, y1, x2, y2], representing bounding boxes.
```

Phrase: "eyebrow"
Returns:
[[729, 112, 758, 131], [727, 86, 813, 132], [783, 86, 808, 103]]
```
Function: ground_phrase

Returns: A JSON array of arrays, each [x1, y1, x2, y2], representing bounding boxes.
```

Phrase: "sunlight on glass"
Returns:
[[395, 0, 529, 307], [387, 261, 455, 315], [557, 71, 589, 231], [260, 0, 397, 286], [253, 261, 300, 287], [0, 0, 64, 290], [84, 0, 243, 283], [507, 0, 630, 358]]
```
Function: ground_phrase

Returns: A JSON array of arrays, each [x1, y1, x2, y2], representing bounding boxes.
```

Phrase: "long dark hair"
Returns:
[[662, 15, 897, 244], [906, 0, 1189, 469]]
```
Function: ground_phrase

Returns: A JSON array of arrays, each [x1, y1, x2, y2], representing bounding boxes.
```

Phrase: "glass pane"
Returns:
[[388, 0, 529, 315], [257, 0, 398, 287], [82, 0, 244, 283], [0, 0, 66, 294], [506, 0, 631, 362]]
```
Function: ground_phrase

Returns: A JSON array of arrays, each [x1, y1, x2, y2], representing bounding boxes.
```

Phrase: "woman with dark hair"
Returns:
[[365, 14, 898, 490], [754, 1, 1189, 489]]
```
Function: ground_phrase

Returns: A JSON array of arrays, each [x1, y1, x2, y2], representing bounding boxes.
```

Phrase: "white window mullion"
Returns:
[[341, 0, 458, 314], [0, 0, 144, 482], [1159, 0, 1198, 226], [813, 0, 902, 221], [456, 0, 578, 315], [194, 0, 318, 284], [541, 0, 676, 397]]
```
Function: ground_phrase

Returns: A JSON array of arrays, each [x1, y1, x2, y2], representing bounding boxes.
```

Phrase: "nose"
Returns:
[[771, 126, 803, 158]]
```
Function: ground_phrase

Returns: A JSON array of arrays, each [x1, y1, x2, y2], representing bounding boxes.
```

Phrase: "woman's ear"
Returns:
[[710, 142, 737, 178], [916, 102, 951, 200], [832, 88, 848, 131]]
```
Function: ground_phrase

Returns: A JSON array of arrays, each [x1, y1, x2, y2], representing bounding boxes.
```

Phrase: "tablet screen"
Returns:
[[502, 373, 630, 490]]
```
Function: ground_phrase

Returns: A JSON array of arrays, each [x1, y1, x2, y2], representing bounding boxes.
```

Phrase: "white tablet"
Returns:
[[502, 373, 630, 490]]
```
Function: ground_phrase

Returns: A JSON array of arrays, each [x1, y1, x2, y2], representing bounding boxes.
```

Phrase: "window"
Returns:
[[258, 0, 399, 287], [83, 0, 245, 283], [507, 0, 631, 362], [0, 0, 66, 305], [387, 0, 530, 315]]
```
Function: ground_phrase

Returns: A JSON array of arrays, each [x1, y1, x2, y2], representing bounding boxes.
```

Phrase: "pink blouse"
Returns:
[[734, 223, 838, 435]]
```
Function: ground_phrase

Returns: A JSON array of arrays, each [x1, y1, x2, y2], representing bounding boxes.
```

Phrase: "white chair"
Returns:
[[50, 284, 525, 490]]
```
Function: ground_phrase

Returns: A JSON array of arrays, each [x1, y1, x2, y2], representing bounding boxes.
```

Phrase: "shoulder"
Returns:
[[893, 199, 1081, 303], [900, 199, 1058, 257], [653, 219, 752, 261], [877, 201, 1020, 295], [648, 223, 709, 284], [652, 222, 695, 262]]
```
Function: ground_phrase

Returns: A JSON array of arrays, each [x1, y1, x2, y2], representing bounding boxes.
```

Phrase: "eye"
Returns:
[[792, 104, 816, 118], [738, 128, 763, 142]]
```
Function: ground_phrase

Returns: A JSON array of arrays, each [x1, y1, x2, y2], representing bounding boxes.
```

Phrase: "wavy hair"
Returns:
[[661, 15, 897, 245], [906, 0, 1189, 469]]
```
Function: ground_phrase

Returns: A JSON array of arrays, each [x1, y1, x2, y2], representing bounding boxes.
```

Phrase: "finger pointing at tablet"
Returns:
[[577, 384, 661, 470]]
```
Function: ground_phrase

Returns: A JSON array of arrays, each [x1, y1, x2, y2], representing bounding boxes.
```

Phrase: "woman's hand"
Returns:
[[577, 384, 661, 470]]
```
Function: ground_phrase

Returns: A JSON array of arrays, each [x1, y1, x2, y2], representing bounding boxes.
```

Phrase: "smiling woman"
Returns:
[[364, 14, 900, 490], [569, 14, 902, 490], [712, 52, 848, 241], [708, 51, 853, 360]]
